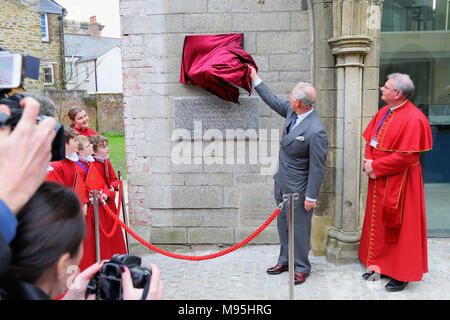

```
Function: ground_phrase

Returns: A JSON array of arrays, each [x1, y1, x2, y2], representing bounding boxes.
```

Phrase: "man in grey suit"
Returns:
[[249, 66, 328, 284]]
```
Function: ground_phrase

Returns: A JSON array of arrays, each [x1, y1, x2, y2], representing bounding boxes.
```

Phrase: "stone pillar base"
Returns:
[[325, 228, 361, 265]]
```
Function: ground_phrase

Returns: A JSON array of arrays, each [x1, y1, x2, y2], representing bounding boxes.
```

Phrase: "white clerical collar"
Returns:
[[390, 99, 408, 111]]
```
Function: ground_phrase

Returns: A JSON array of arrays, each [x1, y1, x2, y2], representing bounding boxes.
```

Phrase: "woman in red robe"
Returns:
[[359, 73, 432, 291]]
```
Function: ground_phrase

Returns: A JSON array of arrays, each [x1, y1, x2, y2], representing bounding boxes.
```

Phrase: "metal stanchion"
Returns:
[[284, 193, 299, 300], [118, 171, 130, 254], [93, 190, 101, 262]]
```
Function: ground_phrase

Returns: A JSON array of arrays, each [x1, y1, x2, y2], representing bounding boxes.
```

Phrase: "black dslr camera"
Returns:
[[0, 50, 65, 161], [86, 254, 152, 300]]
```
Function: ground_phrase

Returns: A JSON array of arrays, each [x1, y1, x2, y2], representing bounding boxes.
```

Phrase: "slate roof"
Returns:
[[40, 0, 64, 15], [64, 34, 120, 61]]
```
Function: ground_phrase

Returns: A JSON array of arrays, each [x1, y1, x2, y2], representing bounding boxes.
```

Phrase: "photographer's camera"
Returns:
[[86, 254, 152, 300]]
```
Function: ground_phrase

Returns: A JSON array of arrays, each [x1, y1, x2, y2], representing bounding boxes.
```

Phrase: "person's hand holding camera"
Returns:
[[63, 260, 105, 300], [122, 263, 164, 300], [0, 97, 56, 214]]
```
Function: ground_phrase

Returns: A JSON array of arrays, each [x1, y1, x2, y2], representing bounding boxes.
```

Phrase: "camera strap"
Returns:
[[140, 273, 151, 300]]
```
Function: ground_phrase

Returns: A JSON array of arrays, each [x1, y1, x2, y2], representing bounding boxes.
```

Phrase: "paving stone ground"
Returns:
[[140, 238, 450, 300]]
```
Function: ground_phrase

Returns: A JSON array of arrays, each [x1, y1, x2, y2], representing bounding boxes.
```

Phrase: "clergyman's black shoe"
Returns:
[[385, 279, 408, 292], [361, 271, 388, 281]]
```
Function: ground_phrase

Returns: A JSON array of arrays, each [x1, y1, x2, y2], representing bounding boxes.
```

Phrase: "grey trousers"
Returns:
[[274, 182, 313, 274]]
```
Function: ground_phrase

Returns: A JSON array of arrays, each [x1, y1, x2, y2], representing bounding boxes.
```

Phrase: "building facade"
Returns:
[[64, 16, 123, 94], [0, 0, 65, 93], [120, 0, 449, 262]]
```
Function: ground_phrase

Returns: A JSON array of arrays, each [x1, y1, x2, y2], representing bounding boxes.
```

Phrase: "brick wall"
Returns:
[[45, 89, 124, 132]]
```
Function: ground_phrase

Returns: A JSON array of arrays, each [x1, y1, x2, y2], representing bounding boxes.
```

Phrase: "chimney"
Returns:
[[88, 16, 101, 38]]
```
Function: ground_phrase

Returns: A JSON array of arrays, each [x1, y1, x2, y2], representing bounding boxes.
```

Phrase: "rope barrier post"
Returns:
[[285, 193, 299, 300], [93, 190, 101, 262], [118, 171, 130, 254]]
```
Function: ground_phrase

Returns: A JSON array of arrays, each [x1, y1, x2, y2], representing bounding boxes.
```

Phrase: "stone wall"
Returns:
[[0, 0, 43, 92], [120, 0, 336, 254], [42, 12, 64, 89], [0, 0, 63, 94]]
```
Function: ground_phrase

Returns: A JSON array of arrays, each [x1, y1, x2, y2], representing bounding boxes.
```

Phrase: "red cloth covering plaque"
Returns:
[[180, 33, 258, 104]]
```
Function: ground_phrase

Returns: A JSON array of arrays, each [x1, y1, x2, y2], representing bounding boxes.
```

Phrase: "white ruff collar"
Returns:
[[94, 155, 109, 163], [79, 155, 95, 163], [66, 152, 79, 162]]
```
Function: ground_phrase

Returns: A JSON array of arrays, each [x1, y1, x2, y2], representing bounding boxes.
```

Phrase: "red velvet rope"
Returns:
[[101, 203, 281, 261]]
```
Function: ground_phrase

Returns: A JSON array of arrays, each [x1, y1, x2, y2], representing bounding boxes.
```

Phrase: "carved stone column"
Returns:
[[325, 0, 382, 264], [326, 36, 371, 264]]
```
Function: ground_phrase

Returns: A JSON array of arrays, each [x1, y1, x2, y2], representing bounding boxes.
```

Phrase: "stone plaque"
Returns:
[[238, 184, 277, 227], [174, 96, 259, 136]]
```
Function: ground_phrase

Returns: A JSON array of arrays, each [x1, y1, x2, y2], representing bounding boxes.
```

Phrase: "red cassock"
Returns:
[[358, 101, 433, 282], [73, 126, 99, 138], [46, 158, 87, 206], [82, 158, 126, 268], [74, 160, 96, 271], [180, 33, 258, 104]]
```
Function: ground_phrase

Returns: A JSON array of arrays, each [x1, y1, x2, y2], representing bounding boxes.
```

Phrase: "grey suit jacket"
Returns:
[[255, 82, 328, 200]]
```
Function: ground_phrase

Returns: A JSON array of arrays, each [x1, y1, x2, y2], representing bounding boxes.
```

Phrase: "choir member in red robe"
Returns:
[[74, 135, 96, 271], [180, 33, 258, 104], [359, 73, 433, 292], [68, 106, 99, 137], [46, 127, 88, 214], [88, 134, 126, 260]]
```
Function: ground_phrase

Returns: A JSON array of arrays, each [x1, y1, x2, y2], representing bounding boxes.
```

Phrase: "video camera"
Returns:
[[0, 49, 65, 161], [86, 254, 152, 300]]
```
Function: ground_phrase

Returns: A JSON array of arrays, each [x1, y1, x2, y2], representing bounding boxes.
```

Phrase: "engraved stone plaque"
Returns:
[[174, 96, 259, 136]]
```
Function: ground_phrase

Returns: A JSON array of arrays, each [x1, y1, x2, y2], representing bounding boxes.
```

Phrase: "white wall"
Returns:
[[96, 47, 123, 93], [66, 46, 123, 93]]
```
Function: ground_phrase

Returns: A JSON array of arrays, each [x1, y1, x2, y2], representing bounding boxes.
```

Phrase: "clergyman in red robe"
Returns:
[[359, 73, 432, 292]]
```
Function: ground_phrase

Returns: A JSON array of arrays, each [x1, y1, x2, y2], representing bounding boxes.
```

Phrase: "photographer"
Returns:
[[0, 181, 163, 300], [0, 97, 56, 274]]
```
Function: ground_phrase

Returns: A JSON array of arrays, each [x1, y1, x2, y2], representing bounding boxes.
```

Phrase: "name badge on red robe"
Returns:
[[370, 137, 378, 148]]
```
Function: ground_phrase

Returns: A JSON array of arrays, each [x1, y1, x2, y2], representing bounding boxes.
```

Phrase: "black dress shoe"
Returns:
[[361, 271, 388, 281], [385, 279, 408, 292], [266, 264, 288, 275]]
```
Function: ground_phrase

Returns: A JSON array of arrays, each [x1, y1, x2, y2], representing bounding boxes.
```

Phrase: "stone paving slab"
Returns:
[[140, 238, 450, 300]]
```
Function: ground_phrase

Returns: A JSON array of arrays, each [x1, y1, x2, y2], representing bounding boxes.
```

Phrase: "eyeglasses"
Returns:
[[80, 143, 92, 149]]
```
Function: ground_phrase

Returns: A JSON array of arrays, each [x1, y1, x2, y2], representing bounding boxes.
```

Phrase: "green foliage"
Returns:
[[103, 132, 127, 180]]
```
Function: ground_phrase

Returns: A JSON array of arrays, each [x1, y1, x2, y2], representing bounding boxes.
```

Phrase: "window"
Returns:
[[43, 63, 54, 85], [41, 14, 49, 42], [380, 0, 450, 236]]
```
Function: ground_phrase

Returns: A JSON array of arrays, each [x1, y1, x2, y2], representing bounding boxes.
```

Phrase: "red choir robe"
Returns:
[[74, 159, 97, 271], [73, 126, 99, 138], [180, 33, 258, 104], [358, 100, 433, 282], [85, 158, 126, 263], [46, 158, 87, 206]]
